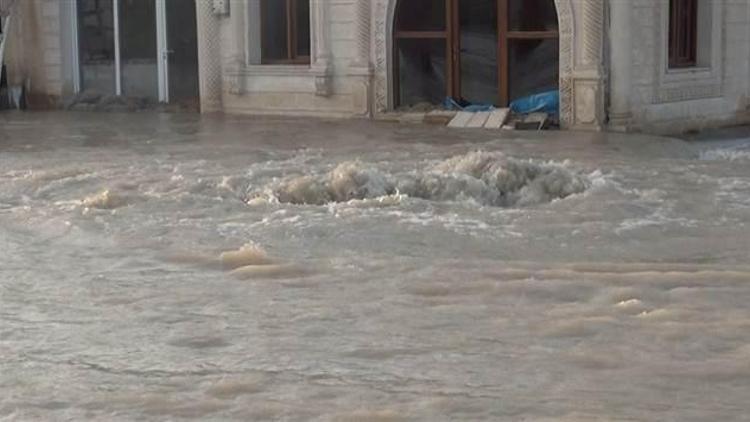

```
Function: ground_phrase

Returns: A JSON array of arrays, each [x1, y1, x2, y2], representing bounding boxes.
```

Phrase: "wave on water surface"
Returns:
[[252, 151, 593, 207]]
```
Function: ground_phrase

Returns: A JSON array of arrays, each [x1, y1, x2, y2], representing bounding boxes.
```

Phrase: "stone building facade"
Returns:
[[3, 0, 750, 133]]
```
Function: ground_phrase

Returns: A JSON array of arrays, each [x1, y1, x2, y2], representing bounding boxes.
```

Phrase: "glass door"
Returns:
[[392, 0, 560, 109], [500, 0, 559, 104], [77, 0, 198, 105], [456, 0, 498, 105], [163, 0, 199, 106], [393, 0, 452, 108], [118, 0, 159, 100], [77, 0, 116, 95]]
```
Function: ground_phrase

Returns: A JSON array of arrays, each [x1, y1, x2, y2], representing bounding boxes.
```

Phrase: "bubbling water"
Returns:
[[253, 151, 592, 207], [81, 189, 128, 209]]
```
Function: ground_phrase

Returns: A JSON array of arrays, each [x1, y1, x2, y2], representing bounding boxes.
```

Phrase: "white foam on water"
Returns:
[[252, 151, 594, 208], [699, 148, 750, 162], [81, 189, 128, 210], [219, 242, 273, 270]]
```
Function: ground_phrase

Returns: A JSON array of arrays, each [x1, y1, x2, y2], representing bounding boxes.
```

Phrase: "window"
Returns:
[[669, 0, 698, 68], [261, 0, 310, 64]]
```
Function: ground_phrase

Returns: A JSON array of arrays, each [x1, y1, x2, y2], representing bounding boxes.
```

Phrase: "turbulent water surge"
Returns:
[[1, 113, 750, 421]]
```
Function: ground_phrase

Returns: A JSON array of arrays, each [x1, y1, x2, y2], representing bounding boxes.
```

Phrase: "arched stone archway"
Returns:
[[372, 0, 605, 130]]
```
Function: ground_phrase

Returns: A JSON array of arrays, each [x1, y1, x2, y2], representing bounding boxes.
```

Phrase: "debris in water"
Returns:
[[81, 190, 127, 210], [220, 242, 273, 270]]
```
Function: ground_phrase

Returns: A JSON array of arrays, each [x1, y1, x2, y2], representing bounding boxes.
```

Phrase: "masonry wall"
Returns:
[[613, 0, 750, 134], [4, 0, 71, 108], [216, 0, 364, 118]]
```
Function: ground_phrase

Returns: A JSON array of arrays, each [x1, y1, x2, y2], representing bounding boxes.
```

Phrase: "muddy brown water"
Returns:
[[1, 112, 750, 421]]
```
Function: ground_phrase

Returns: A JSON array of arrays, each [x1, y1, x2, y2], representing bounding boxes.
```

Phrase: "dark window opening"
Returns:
[[669, 0, 698, 68], [393, 0, 559, 108], [261, 0, 310, 64]]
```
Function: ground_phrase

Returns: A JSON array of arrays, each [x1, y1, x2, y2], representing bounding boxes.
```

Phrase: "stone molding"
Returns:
[[651, 0, 724, 105], [221, 0, 333, 99]]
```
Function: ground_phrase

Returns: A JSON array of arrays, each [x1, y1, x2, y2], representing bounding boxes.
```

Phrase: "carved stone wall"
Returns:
[[372, 0, 607, 131], [348, 0, 373, 117], [195, 0, 223, 112]]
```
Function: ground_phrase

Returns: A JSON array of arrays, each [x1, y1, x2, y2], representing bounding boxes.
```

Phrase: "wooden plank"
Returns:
[[447, 111, 474, 128], [498, 0, 509, 106], [394, 31, 447, 39], [484, 108, 510, 129], [466, 111, 491, 128], [507, 31, 560, 39]]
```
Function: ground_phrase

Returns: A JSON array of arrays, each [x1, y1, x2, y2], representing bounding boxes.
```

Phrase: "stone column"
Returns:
[[608, 0, 632, 131], [311, 0, 333, 97], [196, 0, 223, 112], [349, 0, 373, 116]]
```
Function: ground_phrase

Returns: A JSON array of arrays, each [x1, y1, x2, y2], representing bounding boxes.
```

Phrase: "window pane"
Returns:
[[396, 0, 446, 32], [77, 0, 116, 95], [119, 0, 158, 99], [397, 39, 447, 107], [508, 39, 558, 102], [166, 0, 200, 104], [509, 0, 558, 32], [262, 0, 289, 62], [459, 0, 498, 105], [295, 0, 310, 57], [669, 0, 697, 67]]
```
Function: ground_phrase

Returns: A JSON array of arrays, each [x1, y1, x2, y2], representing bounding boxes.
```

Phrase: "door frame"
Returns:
[[393, 0, 559, 107], [72, 0, 169, 102], [156, 0, 169, 103]]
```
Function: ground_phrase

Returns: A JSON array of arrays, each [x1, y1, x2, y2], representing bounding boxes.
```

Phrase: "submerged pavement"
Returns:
[[1, 112, 750, 421]]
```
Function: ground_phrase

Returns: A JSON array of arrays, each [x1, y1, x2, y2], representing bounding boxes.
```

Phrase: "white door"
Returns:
[[74, 0, 169, 102]]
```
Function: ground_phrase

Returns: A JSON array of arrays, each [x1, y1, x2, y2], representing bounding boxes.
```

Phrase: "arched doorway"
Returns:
[[392, 0, 559, 109]]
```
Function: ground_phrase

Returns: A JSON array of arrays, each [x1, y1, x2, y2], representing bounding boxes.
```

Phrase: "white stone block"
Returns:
[[466, 111, 491, 128], [484, 108, 510, 129], [448, 111, 474, 128]]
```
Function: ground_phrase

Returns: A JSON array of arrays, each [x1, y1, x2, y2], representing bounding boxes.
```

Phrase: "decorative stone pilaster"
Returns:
[[608, 0, 632, 131], [570, 0, 607, 131], [349, 0, 373, 116], [373, 0, 391, 113], [554, 0, 574, 129], [311, 0, 332, 97], [196, 0, 223, 112]]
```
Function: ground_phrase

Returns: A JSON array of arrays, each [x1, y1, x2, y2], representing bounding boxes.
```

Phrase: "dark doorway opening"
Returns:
[[393, 0, 559, 109], [165, 0, 199, 108]]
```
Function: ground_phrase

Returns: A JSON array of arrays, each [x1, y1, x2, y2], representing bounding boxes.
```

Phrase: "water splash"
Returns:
[[81, 189, 127, 210], [252, 151, 592, 207], [219, 242, 273, 270]]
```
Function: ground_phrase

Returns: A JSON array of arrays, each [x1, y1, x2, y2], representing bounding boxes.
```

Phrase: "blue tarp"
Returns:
[[444, 90, 560, 116], [509, 90, 559, 116], [443, 97, 495, 113]]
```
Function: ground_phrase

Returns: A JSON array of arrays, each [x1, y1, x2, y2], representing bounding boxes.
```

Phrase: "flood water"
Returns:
[[1, 112, 750, 421]]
